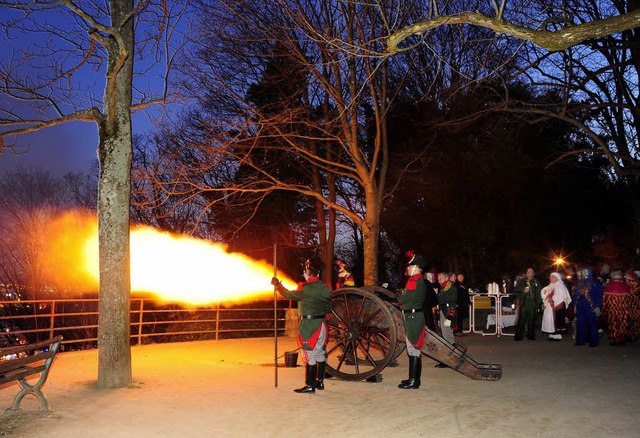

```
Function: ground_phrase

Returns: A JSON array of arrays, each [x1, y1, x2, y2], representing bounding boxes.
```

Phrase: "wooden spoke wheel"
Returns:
[[325, 287, 399, 381]]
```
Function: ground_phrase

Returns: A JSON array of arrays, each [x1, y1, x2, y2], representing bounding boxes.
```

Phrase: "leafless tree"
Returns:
[[0, 168, 67, 297], [0, 0, 187, 388]]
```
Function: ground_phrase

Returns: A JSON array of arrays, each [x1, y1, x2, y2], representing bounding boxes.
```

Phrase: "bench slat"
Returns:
[[0, 350, 55, 375], [0, 336, 62, 357], [0, 365, 47, 385]]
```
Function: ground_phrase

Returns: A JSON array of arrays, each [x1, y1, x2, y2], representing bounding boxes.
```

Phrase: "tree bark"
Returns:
[[96, 0, 134, 389]]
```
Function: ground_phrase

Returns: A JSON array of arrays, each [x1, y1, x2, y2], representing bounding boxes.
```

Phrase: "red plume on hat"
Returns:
[[405, 251, 426, 269]]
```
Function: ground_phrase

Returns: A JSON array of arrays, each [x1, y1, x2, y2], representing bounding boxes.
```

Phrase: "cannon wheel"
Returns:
[[325, 287, 399, 381], [360, 285, 406, 362]]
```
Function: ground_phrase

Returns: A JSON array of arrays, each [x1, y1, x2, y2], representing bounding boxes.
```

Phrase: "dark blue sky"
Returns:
[[0, 111, 158, 178], [0, 121, 98, 177]]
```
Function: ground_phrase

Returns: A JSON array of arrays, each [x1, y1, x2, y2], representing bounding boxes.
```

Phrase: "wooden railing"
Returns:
[[0, 298, 293, 351]]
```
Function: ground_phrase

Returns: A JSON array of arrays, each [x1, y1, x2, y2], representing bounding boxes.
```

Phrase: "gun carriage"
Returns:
[[325, 286, 502, 382]]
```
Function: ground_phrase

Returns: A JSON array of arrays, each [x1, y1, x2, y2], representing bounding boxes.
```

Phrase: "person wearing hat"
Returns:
[[540, 272, 572, 341], [397, 251, 427, 389], [272, 258, 332, 393], [603, 270, 631, 346], [335, 259, 355, 289]]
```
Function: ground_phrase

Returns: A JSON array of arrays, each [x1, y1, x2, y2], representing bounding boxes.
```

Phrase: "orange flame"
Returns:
[[40, 211, 297, 305]]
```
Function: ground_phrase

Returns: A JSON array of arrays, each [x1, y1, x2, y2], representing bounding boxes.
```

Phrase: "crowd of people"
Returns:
[[509, 264, 640, 347], [394, 257, 640, 350]]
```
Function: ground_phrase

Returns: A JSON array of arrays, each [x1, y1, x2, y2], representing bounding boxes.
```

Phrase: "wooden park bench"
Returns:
[[0, 336, 63, 413]]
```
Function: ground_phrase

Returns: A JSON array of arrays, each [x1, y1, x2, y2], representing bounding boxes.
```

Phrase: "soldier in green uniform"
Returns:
[[437, 272, 458, 347], [514, 267, 542, 341], [398, 252, 427, 389], [272, 258, 332, 394]]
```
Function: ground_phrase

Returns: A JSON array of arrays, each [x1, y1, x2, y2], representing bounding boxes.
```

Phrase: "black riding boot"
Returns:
[[398, 356, 421, 389], [316, 361, 325, 390], [294, 364, 317, 394]]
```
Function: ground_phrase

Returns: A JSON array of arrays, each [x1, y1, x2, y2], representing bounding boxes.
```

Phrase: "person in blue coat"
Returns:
[[573, 267, 604, 347]]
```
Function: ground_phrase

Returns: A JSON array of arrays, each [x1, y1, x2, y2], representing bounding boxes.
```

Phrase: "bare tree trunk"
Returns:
[[362, 194, 381, 286], [96, 0, 134, 389]]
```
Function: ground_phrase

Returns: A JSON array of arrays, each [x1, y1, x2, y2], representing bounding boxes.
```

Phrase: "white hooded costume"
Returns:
[[540, 272, 572, 336]]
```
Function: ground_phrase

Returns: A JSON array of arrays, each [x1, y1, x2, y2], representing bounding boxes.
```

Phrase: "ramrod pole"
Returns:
[[273, 232, 278, 388]]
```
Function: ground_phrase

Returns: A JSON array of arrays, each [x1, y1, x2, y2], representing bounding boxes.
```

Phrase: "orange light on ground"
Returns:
[[39, 210, 297, 305]]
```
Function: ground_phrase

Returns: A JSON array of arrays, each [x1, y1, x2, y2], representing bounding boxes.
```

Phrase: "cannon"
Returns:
[[324, 286, 502, 381]]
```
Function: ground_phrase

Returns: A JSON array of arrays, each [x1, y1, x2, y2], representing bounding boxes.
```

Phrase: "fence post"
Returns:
[[49, 299, 55, 339], [138, 299, 144, 346], [215, 304, 220, 340]]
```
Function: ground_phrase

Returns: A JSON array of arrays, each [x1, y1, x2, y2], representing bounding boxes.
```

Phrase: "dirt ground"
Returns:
[[1, 333, 639, 438]]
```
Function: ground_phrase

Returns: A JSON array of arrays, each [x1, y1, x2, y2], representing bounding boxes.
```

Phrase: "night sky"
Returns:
[[0, 121, 98, 177]]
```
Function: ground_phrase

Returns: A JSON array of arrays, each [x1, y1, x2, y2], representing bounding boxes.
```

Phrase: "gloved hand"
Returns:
[[271, 277, 281, 286], [595, 307, 602, 317], [444, 319, 452, 327]]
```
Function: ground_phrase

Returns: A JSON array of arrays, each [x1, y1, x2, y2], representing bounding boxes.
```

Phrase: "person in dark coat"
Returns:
[[422, 271, 439, 332], [437, 272, 458, 346], [514, 267, 542, 341], [454, 273, 471, 336]]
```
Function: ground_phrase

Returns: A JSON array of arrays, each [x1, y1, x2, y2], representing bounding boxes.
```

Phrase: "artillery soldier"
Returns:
[[398, 252, 427, 389], [272, 258, 332, 394]]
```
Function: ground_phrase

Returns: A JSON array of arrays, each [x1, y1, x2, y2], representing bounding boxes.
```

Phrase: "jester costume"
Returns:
[[627, 272, 640, 341], [514, 273, 542, 341], [573, 268, 603, 347], [603, 275, 630, 346]]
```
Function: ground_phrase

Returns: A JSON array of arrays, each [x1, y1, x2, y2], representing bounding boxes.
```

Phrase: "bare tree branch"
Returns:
[[387, 10, 640, 54]]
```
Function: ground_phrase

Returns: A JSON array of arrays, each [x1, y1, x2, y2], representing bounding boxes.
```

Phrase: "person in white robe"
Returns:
[[540, 272, 572, 341]]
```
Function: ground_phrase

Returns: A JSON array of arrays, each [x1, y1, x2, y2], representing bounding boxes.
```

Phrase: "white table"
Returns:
[[486, 310, 517, 329], [471, 294, 516, 337]]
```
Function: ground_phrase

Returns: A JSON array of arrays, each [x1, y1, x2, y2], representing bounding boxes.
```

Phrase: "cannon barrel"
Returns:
[[325, 286, 502, 381]]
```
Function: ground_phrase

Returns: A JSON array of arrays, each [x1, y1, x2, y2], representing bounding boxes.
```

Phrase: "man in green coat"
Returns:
[[437, 272, 458, 346], [398, 252, 427, 389], [272, 258, 332, 394], [514, 267, 542, 341]]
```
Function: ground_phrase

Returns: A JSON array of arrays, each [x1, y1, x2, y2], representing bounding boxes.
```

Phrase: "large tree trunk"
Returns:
[[97, 0, 134, 389], [362, 193, 381, 286]]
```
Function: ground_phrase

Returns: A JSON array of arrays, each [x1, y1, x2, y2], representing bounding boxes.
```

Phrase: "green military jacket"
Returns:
[[401, 274, 427, 346], [438, 281, 458, 320], [515, 276, 542, 318], [279, 278, 332, 350]]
